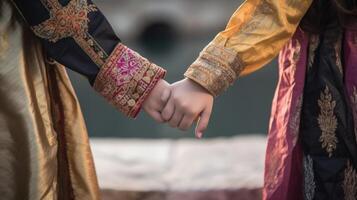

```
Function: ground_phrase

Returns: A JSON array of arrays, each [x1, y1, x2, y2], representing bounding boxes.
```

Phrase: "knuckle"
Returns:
[[173, 94, 180, 102]]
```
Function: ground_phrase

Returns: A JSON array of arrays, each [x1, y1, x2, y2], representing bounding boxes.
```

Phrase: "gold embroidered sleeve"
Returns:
[[93, 44, 166, 118], [185, 0, 313, 97], [11, 0, 167, 118]]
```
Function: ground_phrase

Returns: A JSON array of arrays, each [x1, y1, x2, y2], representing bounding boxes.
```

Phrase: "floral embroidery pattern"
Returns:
[[343, 161, 357, 200], [318, 86, 338, 157], [94, 44, 165, 118], [34, 0, 97, 42], [185, 44, 243, 97], [303, 155, 316, 200], [33, 0, 108, 66], [240, 1, 274, 36], [308, 34, 319, 71]]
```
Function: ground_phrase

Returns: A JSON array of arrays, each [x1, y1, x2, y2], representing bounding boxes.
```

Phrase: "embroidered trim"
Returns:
[[32, 0, 108, 66], [303, 155, 316, 200], [308, 34, 319, 71], [318, 86, 338, 157], [184, 44, 243, 97], [93, 44, 166, 118], [343, 161, 357, 200], [184, 0, 278, 97]]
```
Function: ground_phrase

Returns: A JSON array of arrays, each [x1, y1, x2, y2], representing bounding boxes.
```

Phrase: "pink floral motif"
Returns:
[[93, 44, 166, 118]]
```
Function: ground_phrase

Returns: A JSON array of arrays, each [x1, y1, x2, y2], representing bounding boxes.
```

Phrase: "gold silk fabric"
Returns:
[[0, 3, 100, 199], [185, 0, 313, 96]]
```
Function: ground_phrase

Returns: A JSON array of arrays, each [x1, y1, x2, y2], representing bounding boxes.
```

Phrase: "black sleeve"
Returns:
[[12, 0, 120, 83], [11, 0, 166, 118]]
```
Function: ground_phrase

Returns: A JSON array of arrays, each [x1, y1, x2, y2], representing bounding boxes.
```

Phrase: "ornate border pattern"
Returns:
[[184, 44, 243, 97], [93, 44, 166, 118]]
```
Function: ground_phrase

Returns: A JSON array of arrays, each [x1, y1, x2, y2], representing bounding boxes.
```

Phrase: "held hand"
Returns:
[[161, 78, 214, 138], [142, 79, 171, 123]]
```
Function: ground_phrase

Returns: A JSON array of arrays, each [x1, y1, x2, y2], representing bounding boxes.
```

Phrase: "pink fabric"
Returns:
[[263, 28, 309, 200], [263, 25, 357, 200], [344, 27, 357, 138]]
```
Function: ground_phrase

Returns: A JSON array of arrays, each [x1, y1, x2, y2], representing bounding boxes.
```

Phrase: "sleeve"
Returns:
[[11, 0, 166, 118], [184, 0, 313, 97]]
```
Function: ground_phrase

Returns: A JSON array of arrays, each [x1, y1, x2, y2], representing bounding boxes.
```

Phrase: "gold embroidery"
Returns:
[[335, 35, 343, 74], [184, 44, 243, 97], [290, 95, 303, 146], [318, 86, 338, 157], [185, 0, 277, 97], [308, 34, 319, 71], [93, 44, 166, 118], [33, 0, 97, 42], [303, 155, 315, 200], [32, 0, 108, 66], [343, 161, 357, 200], [240, 1, 274, 36], [290, 39, 301, 76]]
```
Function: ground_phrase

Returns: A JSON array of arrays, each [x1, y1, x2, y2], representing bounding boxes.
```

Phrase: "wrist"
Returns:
[[185, 78, 214, 98]]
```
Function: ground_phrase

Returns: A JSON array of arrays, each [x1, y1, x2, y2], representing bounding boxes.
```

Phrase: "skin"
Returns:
[[142, 79, 172, 123], [143, 78, 214, 138], [161, 78, 214, 138]]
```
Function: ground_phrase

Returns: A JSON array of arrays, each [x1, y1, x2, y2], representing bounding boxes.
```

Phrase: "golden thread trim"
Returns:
[[93, 44, 165, 118], [185, 44, 243, 97]]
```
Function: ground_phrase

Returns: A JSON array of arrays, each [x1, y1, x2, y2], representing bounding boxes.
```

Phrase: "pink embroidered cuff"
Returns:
[[93, 44, 166, 118], [184, 43, 244, 97]]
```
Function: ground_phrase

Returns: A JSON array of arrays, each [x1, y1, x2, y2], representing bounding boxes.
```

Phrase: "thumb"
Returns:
[[195, 107, 212, 139]]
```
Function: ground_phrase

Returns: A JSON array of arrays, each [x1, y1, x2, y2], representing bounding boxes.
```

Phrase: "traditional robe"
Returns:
[[0, 0, 165, 199], [185, 0, 357, 199]]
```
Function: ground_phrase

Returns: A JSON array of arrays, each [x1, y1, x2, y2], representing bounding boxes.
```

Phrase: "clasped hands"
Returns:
[[142, 78, 214, 138]]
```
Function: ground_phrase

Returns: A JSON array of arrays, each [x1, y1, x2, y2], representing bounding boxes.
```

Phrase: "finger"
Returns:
[[169, 110, 184, 128], [160, 88, 171, 106], [161, 97, 175, 121], [195, 107, 212, 139], [178, 114, 196, 131], [147, 110, 165, 123]]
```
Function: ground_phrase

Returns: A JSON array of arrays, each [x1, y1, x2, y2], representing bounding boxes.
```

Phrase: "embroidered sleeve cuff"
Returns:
[[93, 44, 166, 118], [184, 43, 244, 97]]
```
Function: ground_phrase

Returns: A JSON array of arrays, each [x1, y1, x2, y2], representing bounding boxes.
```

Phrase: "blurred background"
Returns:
[[68, 0, 278, 139], [67, 1, 280, 199]]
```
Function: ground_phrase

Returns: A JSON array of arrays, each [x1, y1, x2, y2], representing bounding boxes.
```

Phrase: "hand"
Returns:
[[161, 78, 214, 138], [142, 79, 171, 123]]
